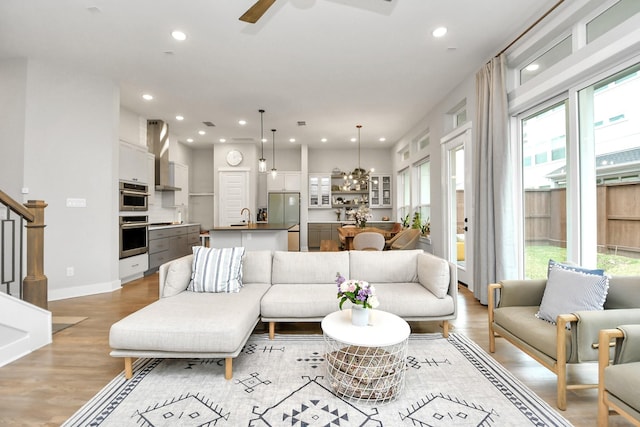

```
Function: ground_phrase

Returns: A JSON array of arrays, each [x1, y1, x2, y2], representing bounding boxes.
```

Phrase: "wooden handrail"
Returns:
[[0, 189, 34, 222]]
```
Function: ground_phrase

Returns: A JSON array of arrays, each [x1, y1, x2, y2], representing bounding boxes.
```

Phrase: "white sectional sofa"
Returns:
[[109, 249, 457, 380]]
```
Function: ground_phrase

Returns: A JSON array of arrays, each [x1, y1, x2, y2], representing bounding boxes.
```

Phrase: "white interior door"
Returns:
[[442, 126, 473, 286], [218, 170, 249, 226]]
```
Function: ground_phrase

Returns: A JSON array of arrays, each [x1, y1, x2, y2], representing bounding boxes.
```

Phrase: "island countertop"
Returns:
[[211, 223, 297, 231]]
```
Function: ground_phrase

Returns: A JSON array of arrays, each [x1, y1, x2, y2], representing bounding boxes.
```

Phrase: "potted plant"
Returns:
[[335, 272, 380, 326]]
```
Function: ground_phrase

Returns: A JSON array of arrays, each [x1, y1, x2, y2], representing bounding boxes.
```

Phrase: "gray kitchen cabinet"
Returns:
[[147, 224, 200, 272], [307, 223, 336, 249]]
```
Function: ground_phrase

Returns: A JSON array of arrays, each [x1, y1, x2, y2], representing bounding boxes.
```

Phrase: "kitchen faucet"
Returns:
[[240, 208, 252, 225]]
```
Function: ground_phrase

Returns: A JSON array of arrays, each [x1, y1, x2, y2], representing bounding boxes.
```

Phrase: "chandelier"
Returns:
[[343, 125, 376, 190]]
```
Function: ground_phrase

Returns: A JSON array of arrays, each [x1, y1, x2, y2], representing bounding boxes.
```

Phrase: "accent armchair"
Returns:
[[598, 324, 640, 426], [390, 228, 421, 250], [488, 276, 640, 410]]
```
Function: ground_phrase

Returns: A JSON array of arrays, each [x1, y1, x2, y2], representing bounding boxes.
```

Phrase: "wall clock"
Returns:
[[226, 149, 243, 166]]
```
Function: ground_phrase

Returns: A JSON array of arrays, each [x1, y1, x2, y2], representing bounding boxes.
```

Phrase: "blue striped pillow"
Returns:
[[536, 263, 609, 327], [188, 246, 245, 293]]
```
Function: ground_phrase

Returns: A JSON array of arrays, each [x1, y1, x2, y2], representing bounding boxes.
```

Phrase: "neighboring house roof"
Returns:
[[546, 148, 640, 182]]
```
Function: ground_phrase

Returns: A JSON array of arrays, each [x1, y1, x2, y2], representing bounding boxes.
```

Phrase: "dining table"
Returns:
[[337, 226, 398, 250]]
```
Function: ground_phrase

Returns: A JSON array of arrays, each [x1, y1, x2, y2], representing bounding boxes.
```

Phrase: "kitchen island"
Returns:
[[209, 223, 298, 251]]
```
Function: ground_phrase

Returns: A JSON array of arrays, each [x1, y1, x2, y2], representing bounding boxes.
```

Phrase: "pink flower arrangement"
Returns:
[[335, 272, 380, 310]]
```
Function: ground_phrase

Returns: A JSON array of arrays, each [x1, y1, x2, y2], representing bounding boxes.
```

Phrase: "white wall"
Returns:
[[17, 59, 120, 300], [392, 73, 476, 258], [0, 59, 28, 199]]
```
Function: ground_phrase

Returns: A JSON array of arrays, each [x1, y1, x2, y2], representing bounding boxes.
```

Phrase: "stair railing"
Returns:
[[0, 190, 47, 310]]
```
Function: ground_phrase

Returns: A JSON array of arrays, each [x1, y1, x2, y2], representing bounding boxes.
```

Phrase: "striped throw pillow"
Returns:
[[188, 246, 245, 293], [536, 263, 609, 327]]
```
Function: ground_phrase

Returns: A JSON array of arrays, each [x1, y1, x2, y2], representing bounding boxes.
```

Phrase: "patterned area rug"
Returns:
[[63, 334, 572, 426]]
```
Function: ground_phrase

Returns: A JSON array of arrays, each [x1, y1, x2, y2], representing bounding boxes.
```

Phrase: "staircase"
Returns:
[[0, 293, 51, 367], [0, 190, 50, 367]]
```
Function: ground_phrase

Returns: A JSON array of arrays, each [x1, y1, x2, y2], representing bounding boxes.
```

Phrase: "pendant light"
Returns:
[[258, 109, 267, 172], [270, 128, 278, 179], [344, 124, 375, 188]]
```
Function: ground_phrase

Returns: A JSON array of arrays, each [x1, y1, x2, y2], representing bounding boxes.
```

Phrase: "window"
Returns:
[[397, 168, 411, 223], [587, 0, 640, 43], [520, 36, 572, 85], [521, 100, 568, 279], [578, 63, 640, 275], [415, 160, 431, 233]]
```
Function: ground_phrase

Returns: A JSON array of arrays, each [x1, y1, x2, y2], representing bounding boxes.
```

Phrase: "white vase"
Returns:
[[351, 306, 370, 326]]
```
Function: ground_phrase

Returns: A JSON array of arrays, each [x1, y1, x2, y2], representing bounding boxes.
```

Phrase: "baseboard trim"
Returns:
[[48, 280, 122, 301]]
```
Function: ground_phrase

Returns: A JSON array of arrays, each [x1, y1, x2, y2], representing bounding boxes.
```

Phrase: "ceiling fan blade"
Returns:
[[239, 0, 276, 23]]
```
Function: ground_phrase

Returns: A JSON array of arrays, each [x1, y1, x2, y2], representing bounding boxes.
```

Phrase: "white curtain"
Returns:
[[472, 54, 517, 305]]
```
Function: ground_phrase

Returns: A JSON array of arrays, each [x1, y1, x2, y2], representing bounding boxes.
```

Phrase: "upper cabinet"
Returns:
[[267, 171, 301, 192], [162, 162, 189, 207], [369, 174, 392, 208], [119, 140, 148, 184], [309, 174, 331, 208]]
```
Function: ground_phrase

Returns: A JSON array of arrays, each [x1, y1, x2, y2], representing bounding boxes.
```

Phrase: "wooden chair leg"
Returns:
[[225, 358, 232, 380], [269, 322, 275, 339], [124, 357, 133, 379], [556, 316, 570, 411], [442, 320, 449, 338]]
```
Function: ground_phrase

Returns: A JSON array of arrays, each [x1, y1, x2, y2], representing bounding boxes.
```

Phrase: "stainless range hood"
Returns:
[[147, 120, 181, 191]]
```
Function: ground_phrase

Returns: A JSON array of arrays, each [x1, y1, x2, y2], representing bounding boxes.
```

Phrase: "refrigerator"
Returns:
[[268, 192, 300, 251]]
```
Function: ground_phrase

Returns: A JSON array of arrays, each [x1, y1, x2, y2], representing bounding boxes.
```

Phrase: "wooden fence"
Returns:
[[525, 182, 640, 257]]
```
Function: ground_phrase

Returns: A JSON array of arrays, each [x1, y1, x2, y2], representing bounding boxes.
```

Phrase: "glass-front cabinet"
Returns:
[[369, 174, 392, 208], [309, 174, 331, 208]]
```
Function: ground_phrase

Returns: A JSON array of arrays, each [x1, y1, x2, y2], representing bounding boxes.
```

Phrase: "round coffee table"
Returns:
[[321, 309, 410, 403]]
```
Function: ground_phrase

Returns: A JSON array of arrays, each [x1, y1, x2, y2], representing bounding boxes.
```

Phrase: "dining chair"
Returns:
[[353, 232, 385, 251]]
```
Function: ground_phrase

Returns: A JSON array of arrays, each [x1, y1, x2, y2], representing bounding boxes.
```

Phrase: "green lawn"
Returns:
[[525, 245, 640, 278]]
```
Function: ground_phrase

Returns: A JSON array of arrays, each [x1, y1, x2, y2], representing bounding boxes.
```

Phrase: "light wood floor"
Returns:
[[0, 274, 632, 426]]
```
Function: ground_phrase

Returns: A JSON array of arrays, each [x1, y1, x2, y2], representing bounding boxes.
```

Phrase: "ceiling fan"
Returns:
[[239, 0, 392, 24], [239, 0, 276, 23]]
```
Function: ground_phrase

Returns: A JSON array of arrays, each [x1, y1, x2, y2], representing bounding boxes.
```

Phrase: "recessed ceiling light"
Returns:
[[198, 130, 206, 135], [525, 63, 540, 72], [238, 120, 247, 126], [432, 27, 447, 38], [289, 138, 296, 143], [176, 115, 184, 121], [350, 137, 357, 142], [321, 138, 327, 143], [219, 138, 226, 143], [379, 137, 386, 142], [142, 94, 153, 101], [186, 138, 194, 143], [171, 30, 187, 41]]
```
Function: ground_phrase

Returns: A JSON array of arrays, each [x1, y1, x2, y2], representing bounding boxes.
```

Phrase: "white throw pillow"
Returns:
[[162, 257, 192, 297], [417, 253, 450, 299], [187, 246, 245, 293], [536, 263, 609, 326]]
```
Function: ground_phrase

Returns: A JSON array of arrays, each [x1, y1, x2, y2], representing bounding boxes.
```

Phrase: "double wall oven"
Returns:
[[119, 181, 149, 259]]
